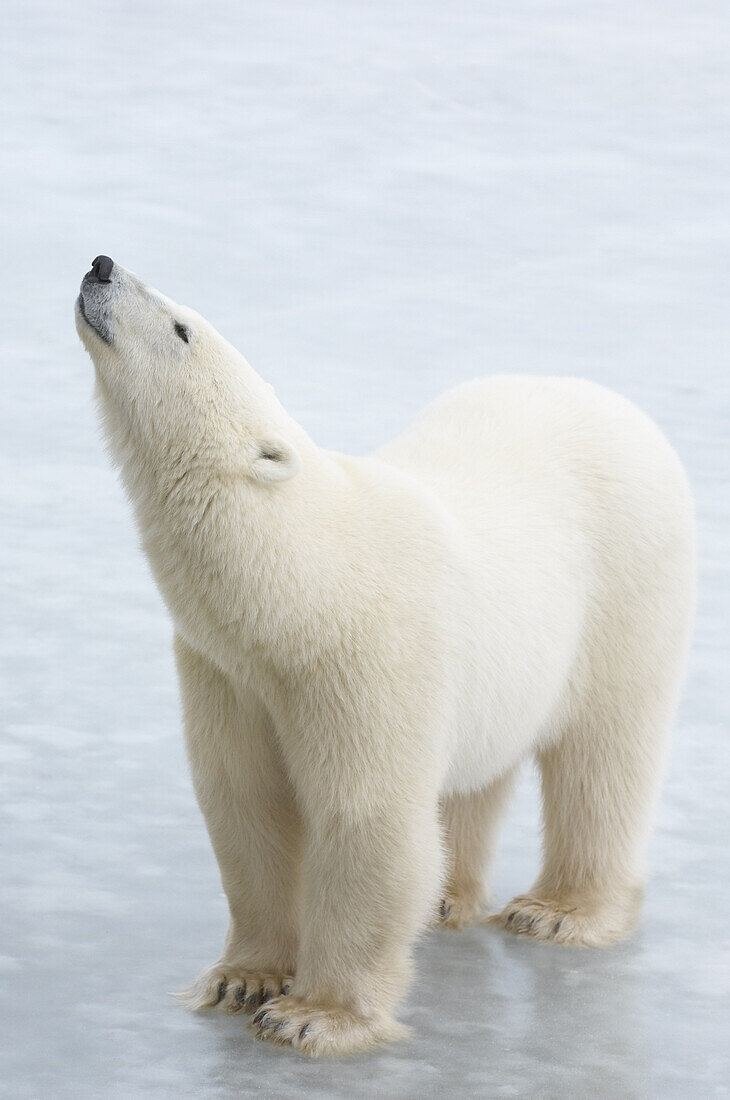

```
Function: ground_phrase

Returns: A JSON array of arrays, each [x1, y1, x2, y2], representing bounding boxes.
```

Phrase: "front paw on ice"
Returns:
[[251, 995, 408, 1056], [177, 965, 292, 1014]]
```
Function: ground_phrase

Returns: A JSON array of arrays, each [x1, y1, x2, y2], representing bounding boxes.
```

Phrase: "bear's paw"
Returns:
[[431, 892, 483, 930], [251, 995, 408, 1056], [488, 892, 639, 947], [177, 963, 293, 1014]]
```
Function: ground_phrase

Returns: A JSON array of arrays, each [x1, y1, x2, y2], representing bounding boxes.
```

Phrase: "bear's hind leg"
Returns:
[[492, 431, 694, 946], [492, 699, 672, 946], [435, 768, 517, 930]]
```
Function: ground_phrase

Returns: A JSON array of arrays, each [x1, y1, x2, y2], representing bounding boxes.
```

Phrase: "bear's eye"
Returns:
[[174, 322, 190, 343]]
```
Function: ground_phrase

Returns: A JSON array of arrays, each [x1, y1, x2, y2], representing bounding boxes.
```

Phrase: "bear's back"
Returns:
[[376, 375, 691, 546]]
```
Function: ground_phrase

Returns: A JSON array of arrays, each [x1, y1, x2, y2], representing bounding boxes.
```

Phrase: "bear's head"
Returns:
[[75, 256, 301, 484]]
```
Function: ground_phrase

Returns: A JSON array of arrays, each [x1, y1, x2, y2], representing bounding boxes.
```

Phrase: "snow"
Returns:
[[1, 0, 729, 1096]]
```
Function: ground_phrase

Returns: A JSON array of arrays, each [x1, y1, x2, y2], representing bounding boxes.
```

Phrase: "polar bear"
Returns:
[[76, 256, 695, 1056]]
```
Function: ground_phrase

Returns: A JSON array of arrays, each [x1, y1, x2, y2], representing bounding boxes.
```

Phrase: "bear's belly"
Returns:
[[435, 549, 585, 797]]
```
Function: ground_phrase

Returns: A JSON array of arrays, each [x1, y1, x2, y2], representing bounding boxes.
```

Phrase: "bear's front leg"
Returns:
[[174, 638, 301, 1014], [252, 689, 443, 1056]]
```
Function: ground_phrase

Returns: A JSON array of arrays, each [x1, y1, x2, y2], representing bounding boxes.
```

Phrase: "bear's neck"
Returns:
[[112, 411, 351, 674]]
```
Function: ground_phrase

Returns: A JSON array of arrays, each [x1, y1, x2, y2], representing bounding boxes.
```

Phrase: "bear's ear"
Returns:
[[249, 435, 301, 484]]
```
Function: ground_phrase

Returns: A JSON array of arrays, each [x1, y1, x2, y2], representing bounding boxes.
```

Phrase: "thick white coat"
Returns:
[[76, 261, 695, 1056]]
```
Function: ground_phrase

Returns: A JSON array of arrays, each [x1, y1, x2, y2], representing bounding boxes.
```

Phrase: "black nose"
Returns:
[[84, 255, 114, 284]]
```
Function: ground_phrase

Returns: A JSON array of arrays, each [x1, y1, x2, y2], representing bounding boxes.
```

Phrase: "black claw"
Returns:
[[507, 912, 516, 924], [252, 1008, 268, 1026], [439, 899, 452, 920], [261, 990, 273, 1004], [281, 984, 291, 996], [214, 979, 227, 1005], [273, 1020, 286, 1032], [246, 990, 263, 1010], [298, 1023, 310, 1041], [234, 985, 248, 1005], [554, 921, 562, 934]]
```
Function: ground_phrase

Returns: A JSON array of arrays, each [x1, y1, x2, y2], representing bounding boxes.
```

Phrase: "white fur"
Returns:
[[76, 262, 695, 1056]]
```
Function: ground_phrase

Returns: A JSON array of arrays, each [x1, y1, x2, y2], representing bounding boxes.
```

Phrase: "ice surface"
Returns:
[[1, 1, 728, 1096]]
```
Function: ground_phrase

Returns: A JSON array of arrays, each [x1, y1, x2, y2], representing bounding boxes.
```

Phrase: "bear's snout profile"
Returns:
[[76, 255, 122, 346]]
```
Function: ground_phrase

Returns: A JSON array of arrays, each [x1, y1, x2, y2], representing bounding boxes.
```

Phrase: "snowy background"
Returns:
[[1, 1, 729, 1096]]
